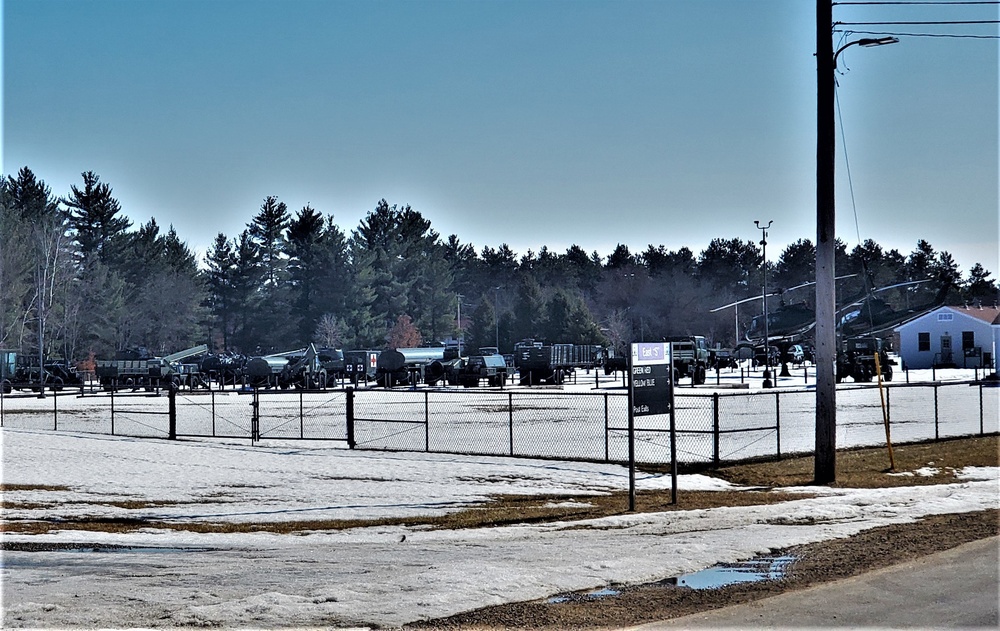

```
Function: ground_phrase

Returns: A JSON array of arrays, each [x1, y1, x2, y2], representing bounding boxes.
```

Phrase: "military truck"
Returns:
[[457, 355, 508, 387], [668, 336, 710, 385], [836, 337, 895, 383]]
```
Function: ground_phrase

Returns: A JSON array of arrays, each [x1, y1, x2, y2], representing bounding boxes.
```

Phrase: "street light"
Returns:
[[755, 220, 773, 388], [835, 37, 899, 69], [816, 3, 898, 484], [456, 294, 464, 354], [493, 286, 503, 351]]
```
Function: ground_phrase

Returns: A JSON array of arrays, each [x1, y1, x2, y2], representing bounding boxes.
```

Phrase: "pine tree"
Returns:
[[965, 264, 998, 304], [64, 171, 131, 266], [248, 196, 290, 287], [204, 233, 236, 350]]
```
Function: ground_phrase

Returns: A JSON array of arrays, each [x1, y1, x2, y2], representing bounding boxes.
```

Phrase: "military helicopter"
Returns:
[[836, 278, 946, 339], [710, 275, 856, 346], [712, 276, 945, 378]]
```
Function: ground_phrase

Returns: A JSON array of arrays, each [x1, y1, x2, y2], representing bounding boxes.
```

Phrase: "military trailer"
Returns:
[[376, 347, 459, 387], [514, 341, 604, 386]]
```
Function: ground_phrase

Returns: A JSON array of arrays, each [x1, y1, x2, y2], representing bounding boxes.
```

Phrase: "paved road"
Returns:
[[629, 536, 999, 629]]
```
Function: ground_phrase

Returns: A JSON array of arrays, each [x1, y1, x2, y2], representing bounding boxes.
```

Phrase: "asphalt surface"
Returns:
[[628, 536, 999, 629]]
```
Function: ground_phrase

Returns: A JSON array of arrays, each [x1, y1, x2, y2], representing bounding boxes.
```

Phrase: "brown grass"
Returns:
[[2, 435, 996, 536]]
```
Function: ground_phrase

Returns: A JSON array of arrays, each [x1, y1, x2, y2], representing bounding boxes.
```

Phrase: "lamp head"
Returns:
[[859, 36, 899, 47]]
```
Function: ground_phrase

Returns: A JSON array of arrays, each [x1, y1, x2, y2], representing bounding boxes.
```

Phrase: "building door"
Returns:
[[940, 335, 953, 365]]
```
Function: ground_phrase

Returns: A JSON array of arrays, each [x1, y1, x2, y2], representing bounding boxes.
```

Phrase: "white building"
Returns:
[[894, 305, 1000, 372]]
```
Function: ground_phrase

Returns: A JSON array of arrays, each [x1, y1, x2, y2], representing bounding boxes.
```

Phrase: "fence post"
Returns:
[[168, 384, 177, 440], [604, 393, 610, 462], [345, 387, 356, 448], [886, 386, 891, 427], [979, 383, 984, 436], [774, 391, 781, 459], [53, 391, 58, 431], [508, 391, 514, 456], [111, 385, 116, 435], [424, 390, 430, 452], [251, 388, 260, 443], [211, 390, 217, 437], [300, 389, 305, 439], [933, 384, 939, 441], [712, 393, 720, 466]]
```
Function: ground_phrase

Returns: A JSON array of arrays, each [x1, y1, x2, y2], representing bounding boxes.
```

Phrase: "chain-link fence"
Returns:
[[2, 382, 996, 466]]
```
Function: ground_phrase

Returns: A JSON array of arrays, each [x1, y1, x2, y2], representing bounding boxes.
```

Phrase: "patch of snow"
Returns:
[[2, 426, 997, 629]]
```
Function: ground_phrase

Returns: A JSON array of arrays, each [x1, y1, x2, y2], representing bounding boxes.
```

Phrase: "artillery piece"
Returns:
[[244, 344, 328, 389], [95, 344, 208, 390]]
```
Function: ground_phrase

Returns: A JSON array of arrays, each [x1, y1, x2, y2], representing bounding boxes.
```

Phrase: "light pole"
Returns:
[[816, 0, 898, 484], [456, 294, 464, 354], [755, 220, 773, 388], [493, 286, 502, 351]]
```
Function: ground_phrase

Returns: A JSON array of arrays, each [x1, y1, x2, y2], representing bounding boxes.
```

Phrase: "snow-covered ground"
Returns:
[[2, 427, 998, 629]]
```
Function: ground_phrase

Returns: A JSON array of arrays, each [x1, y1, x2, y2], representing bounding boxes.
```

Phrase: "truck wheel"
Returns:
[[694, 366, 706, 385]]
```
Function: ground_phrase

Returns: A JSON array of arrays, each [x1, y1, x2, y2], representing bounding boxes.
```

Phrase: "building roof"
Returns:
[[950, 305, 1000, 325], [894, 305, 1000, 331]]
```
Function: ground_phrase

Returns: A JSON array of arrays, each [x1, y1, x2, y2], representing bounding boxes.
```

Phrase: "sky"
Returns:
[[2, 425, 998, 627], [3, 0, 997, 276]]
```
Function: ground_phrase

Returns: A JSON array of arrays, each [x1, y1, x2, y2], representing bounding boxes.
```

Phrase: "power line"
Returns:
[[835, 19, 1000, 24], [835, 1, 999, 5], [835, 28, 1000, 37]]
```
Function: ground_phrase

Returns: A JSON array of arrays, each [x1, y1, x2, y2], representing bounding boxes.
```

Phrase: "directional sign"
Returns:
[[630, 342, 672, 416]]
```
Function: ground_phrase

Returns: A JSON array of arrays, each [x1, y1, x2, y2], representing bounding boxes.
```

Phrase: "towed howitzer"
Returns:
[[244, 344, 325, 389]]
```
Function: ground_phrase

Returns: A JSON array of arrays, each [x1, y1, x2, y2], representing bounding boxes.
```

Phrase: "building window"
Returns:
[[918, 332, 930, 352], [962, 331, 975, 350], [937, 313, 953, 322]]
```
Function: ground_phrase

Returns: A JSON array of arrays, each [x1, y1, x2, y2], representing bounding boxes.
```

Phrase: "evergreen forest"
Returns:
[[2, 167, 997, 366]]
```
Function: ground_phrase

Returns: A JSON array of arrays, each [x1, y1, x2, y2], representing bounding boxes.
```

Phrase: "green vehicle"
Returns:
[[1, 349, 15, 393], [668, 336, 710, 385], [837, 337, 895, 383]]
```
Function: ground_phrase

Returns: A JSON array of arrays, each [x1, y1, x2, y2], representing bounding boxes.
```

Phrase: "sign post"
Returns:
[[628, 342, 674, 510]]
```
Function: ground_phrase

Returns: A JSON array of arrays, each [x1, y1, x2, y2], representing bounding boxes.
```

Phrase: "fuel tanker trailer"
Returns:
[[376, 347, 458, 387]]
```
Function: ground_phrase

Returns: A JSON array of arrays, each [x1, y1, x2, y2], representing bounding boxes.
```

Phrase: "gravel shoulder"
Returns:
[[408, 509, 999, 631]]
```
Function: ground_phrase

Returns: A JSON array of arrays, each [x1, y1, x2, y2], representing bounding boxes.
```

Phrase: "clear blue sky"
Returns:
[[3, 0, 997, 276]]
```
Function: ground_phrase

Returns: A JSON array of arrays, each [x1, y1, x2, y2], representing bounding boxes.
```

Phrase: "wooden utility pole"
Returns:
[[815, 0, 837, 484]]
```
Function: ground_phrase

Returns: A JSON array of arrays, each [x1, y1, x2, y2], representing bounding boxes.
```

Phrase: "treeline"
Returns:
[[2, 167, 997, 364]]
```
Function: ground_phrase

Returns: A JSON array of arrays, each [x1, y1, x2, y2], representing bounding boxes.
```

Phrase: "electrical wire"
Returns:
[[835, 28, 1000, 37], [835, 1, 999, 5], [835, 20, 1000, 24], [833, 82, 878, 331]]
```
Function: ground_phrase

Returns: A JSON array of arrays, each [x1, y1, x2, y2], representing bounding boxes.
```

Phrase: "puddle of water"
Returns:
[[547, 586, 621, 604], [660, 555, 796, 590], [545, 554, 796, 604]]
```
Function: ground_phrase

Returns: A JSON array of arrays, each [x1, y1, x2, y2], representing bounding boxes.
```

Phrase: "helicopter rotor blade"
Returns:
[[709, 274, 859, 313]]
